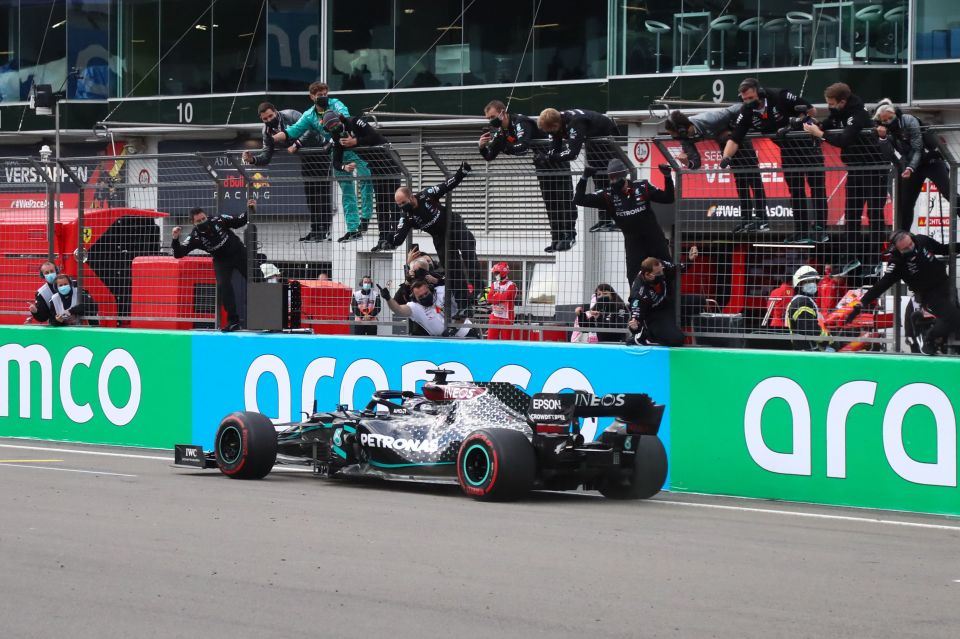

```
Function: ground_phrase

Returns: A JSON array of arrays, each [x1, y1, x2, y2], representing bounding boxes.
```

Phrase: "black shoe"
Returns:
[[221, 322, 241, 333], [734, 221, 756, 233], [588, 221, 610, 233], [300, 231, 329, 242], [812, 226, 830, 243], [920, 338, 939, 356], [359, 219, 370, 233], [554, 239, 576, 252], [544, 242, 558, 253], [599, 220, 618, 232], [337, 230, 362, 243], [785, 232, 814, 245], [755, 221, 770, 231]]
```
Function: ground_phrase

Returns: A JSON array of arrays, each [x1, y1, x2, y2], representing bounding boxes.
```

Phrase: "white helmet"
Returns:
[[792, 265, 819, 288]]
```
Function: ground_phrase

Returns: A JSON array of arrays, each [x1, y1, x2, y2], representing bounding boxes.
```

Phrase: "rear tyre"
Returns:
[[214, 411, 277, 479], [457, 429, 535, 501], [599, 435, 667, 500]]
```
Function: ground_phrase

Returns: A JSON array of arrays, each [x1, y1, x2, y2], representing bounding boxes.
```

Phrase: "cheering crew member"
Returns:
[[665, 108, 768, 232], [391, 162, 483, 308], [379, 280, 473, 338], [485, 262, 518, 340], [626, 248, 698, 347], [172, 199, 254, 332], [480, 100, 577, 252], [847, 230, 960, 355], [538, 107, 622, 233], [29, 261, 60, 323], [803, 83, 887, 271], [244, 101, 331, 243], [351, 276, 381, 336], [721, 78, 828, 243], [574, 158, 675, 282], [874, 98, 954, 231]]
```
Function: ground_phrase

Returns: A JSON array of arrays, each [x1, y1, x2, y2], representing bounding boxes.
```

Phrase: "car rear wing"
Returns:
[[528, 392, 664, 431]]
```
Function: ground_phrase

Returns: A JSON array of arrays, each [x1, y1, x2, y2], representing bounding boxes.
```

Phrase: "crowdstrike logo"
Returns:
[[360, 433, 439, 453]]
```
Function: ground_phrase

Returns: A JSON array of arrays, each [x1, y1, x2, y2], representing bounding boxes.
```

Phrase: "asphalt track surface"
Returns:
[[1, 438, 959, 639]]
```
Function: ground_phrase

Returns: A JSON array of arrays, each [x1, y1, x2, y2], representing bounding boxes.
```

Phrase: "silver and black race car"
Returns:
[[174, 370, 667, 501]]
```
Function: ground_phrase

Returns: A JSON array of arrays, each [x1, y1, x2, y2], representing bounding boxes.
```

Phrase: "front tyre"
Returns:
[[599, 435, 667, 500], [457, 429, 535, 501], [215, 411, 278, 479]]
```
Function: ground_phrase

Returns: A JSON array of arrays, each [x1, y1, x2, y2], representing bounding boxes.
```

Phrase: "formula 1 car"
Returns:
[[174, 370, 667, 501]]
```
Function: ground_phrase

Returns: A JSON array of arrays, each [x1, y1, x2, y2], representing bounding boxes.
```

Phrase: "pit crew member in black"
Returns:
[[574, 158, 674, 283], [29, 261, 59, 323], [391, 162, 483, 308], [574, 285, 629, 343], [665, 108, 768, 232], [538, 107, 621, 232], [480, 100, 577, 252], [323, 110, 400, 252], [847, 230, 960, 355], [803, 83, 887, 271], [242, 102, 330, 242], [172, 199, 253, 332], [722, 78, 828, 243], [626, 253, 697, 347], [873, 99, 954, 230]]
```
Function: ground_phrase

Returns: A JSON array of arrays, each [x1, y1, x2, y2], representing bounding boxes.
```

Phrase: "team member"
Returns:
[[665, 108, 768, 232], [391, 161, 483, 309], [351, 276, 381, 336], [573, 158, 675, 283], [28, 261, 60, 324], [574, 284, 629, 343], [172, 199, 254, 332], [847, 230, 960, 355], [873, 98, 954, 230], [785, 265, 831, 351], [480, 100, 577, 252], [47, 274, 83, 326], [803, 83, 887, 271], [538, 107, 621, 232], [721, 78, 828, 243], [485, 262, 518, 340], [379, 280, 473, 337], [626, 256, 687, 347]]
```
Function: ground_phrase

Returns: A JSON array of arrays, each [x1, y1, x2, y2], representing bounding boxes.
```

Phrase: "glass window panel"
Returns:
[[19, 0, 68, 101], [395, 0, 462, 89], [531, 1, 608, 81], [159, 0, 212, 95], [68, 0, 111, 99], [114, 0, 160, 98], [266, 0, 321, 92], [915, 0, 958, 61], [329, 0, 394, 91], [0, 0, 19, 102], [462, 1, 534, 86], [212, 0, 266, 93]]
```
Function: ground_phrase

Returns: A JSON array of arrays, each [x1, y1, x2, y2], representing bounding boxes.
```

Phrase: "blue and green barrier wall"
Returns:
[[2, 326, 958, 516]]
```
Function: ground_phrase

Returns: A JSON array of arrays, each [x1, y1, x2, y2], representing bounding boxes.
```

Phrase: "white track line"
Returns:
[[0, 443, 169, 461], [0, 464, 136, 478], [656, 499, 960, 532]]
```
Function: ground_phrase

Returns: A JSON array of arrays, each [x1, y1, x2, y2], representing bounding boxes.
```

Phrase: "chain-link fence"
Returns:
[[1, 124, 957, 354]]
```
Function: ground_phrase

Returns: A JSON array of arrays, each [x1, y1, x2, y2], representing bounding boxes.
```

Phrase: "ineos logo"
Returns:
[[443, 386, 486, 400]]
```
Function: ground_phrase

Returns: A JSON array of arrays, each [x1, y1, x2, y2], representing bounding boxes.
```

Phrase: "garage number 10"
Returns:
[[176, 102, 194, 123]]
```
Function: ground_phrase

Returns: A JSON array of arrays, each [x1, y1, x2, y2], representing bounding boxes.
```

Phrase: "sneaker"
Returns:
[[300, 231, 330, 242], [359, 219, 370, 233], [734, 221, 757, 233], [599, 220, 618, 232], [544, 242, 558, 253], [812, 226, 830, 243], [554, 239, 576, 252], [838, 259, 862, 275], [589, 220, 616, 233], [755, 221, 770, 232], [784, 233, 813, 245], [920, 338, 939, 356], [221, 322, 241, 333], [337, 230, 362, 243]]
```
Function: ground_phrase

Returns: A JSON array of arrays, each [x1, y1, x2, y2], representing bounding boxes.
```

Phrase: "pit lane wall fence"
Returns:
[[2, 325, 959, 517]]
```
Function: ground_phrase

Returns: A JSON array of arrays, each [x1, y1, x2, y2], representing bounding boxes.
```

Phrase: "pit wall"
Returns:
[[1, 326, 958, 516]]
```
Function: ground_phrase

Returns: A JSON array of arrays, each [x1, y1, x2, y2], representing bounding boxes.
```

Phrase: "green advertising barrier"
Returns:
[[0, 326, 191, 448], [670, 349, 960, 516]]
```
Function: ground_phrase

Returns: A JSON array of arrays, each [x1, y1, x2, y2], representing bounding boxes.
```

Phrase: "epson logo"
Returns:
[[532, 397, 563, 411], [360, 433, 439, 453], [575, 393, 625, 408]]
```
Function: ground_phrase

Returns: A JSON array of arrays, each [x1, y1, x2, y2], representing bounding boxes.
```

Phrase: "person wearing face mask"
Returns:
[[785, 265, 832, 351], [873, 99, 954, 231], [172, 199, 253, 332], [803, 83, 888, 273], [391, 162, 483, 311], [479, 100, 578, 252], [351, 276, 381, 336], [538, 107, 622, 233], [29, 261, 61, 324], [721, 78, 828, 244], [846, 230, 960, 355], [379, 280, 473, 337], [46, 274, 83, 327], [574, 158, 675, 283], [665, 109, 768, 233], [626, 257, 688, 347], [485, 262, 518, 340], [242, 101, 333, 242], [574, 284, 629, 343]]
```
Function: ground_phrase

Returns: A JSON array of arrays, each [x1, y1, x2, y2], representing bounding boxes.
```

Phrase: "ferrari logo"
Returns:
[[82, 227, 92, 243]]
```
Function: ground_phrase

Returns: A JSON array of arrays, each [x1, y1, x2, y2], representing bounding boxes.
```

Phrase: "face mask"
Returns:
[[800, 282, 818, 296], [612, 178, 626, 191], [400, 202, 414, 214], [362, 283, 371, 292], [267, 115, 280, 128], [901, 247, 917, 259], [314, 95, 329, 109], [653, 274, 665, 283], [43, 272, 57, 284], [494, 275, 502, 282], [58, 285, 72, 296], [829, 107, 841, 116], [413, 267, 428, 280], [418, 293, 434, 308], [327, 123, 344, 136], [489, 116, 502, 129]]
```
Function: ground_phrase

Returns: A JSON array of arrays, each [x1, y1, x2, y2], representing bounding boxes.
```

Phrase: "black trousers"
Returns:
[[353, 323, 378, 336], [832, 167, 888, 265], [534, 158, 577, 243], [302, 155, 332, 235], [213, 247, 247, 325], [637, 305, 684, 347], [920, 282, 960, 342], [433, 218, 483, 304], [584, 131, 621, 224], [727, 140, 767, 220], [778, 141, 827, 229], [897, 158, 952, 231], [624, 232, 670, 284]]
